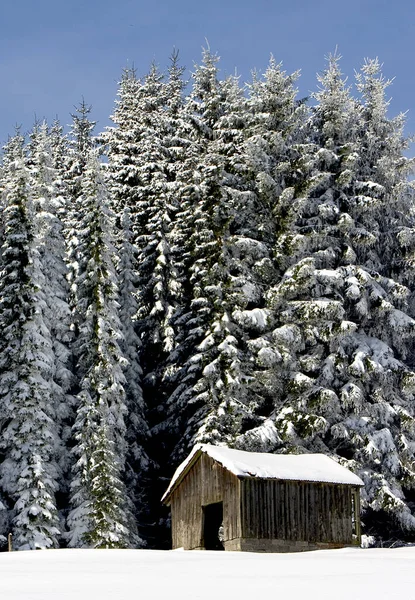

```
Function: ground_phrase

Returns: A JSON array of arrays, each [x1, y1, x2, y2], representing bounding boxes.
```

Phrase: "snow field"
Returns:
[[1, 547, 415, 600]]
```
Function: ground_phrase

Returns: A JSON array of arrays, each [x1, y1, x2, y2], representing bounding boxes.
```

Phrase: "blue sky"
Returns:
[[1, 0, 415, 145]]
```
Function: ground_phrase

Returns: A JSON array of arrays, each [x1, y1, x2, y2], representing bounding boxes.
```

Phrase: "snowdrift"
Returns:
[[1, 547, 415, 600]]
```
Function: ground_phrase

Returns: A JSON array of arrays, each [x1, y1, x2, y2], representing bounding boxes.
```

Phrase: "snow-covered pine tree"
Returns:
[[230, 56, 355, 448], [106, 59, 182, 453], [27, 122, 74, 478], [244, 57, 309, 254], [106, 66, 163, 367], [159, 49, 256, 460], [169, 56, 310, 457], [185, 73, 259, 449], [235, 53, 415, 539], [132, 63, 181, 379], [354, 58, 415, 284], [64, 101, 97, 353], [49, 118, 72, 202], [117, 207, 150, 526], [0, 132, 61, 550], [105, 65, 167, 537], [104, 67, 143, 215], [66, 153, 137, 549], [152, 51, 194, 416], [228, 57, 335, 452], [63, 100, 96, 384], [66, 100, 97, 200], [160, 48, 231, 458], [226, 57, 312, 450]]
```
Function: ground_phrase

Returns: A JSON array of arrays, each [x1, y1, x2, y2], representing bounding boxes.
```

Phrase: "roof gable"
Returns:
[[162, 444, 364, 503]]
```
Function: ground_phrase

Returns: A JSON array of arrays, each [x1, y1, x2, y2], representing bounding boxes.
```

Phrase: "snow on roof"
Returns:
[[162, 444, 363, 502]]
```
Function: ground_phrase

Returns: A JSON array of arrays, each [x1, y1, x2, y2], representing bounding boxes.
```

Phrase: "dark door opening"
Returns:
[[203, 502, 224, 550]]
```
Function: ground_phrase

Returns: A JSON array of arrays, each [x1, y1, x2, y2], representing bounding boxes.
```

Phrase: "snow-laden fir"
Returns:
[[1, 48, 415, 549]]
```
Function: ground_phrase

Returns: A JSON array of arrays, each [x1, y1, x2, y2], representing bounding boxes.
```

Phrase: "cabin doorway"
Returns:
[[203, 502, 224, 550]]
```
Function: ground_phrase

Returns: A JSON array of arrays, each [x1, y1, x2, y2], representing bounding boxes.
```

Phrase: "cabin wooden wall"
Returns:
[[168, 452, 361, 551], [169, 453, 241, 549], [240, 479, 358, 545]]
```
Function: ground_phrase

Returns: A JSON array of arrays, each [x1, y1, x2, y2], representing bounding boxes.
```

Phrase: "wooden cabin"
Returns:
[[162, 445, 364, 552]]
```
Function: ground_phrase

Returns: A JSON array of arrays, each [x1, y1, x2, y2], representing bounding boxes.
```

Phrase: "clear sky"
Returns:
[[1, 0, 415, 145]]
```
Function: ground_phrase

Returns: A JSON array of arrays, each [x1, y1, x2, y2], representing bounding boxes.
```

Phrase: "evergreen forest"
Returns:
[[1, 48, 415, 550]]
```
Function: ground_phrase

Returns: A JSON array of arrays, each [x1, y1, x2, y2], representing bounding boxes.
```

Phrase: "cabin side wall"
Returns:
[[170, 459, 202, 550], [169, 454, 241, 549], [239, 479, 358, 548]]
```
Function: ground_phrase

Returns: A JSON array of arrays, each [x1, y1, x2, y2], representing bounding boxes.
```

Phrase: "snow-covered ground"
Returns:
[[1, 547, 414, 599]]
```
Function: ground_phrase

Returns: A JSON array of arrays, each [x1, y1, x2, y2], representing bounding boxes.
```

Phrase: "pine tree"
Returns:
[[106, 59, 183, 458], [169, 56, 310, 457], [64, 101, 97, 321], [132, 63, 180, 369], [160, 49, 228, 459], [354, 58, 415, 283], [236, 54, 415, 538], [117, 208, 150, 520], [0, 133, 61, 549], [27, 122, 74, 477], [66, 154, 136, 548], [160, 50, 255, 459], [105, 67, 143, 215], [66, 100, 97, 200]]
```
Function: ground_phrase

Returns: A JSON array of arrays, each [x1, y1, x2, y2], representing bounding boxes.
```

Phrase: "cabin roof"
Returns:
[[162, 444, 364, 503]]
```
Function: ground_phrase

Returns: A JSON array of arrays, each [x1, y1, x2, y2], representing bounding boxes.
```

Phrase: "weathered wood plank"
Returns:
[[269, 480, 275, 538], [281, 482, 286, 539], [299, 482, 304, 540], [258, 480, 264, 538]]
